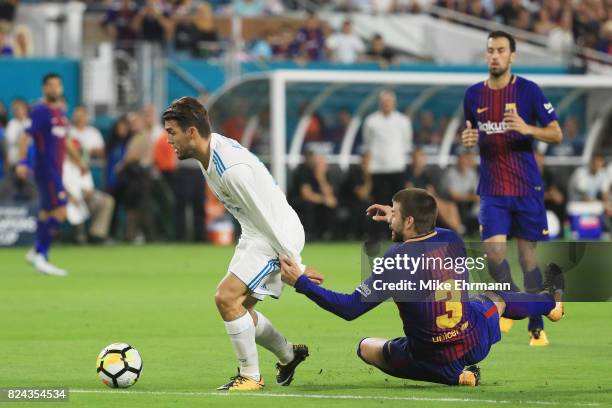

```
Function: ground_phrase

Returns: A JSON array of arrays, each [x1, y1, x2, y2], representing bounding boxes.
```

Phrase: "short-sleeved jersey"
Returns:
[[358, 228, 484, 364], [27, 103, 70, 177], [463, 75, 557, 196]]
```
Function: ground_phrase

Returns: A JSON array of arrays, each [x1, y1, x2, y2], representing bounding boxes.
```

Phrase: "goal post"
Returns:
[[207, 69, 612, 192]]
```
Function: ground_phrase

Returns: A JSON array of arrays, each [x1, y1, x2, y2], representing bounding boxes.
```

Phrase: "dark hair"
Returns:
[[392, 188, 437, 234], [42, 73, 62, 86], [488, 30, 516, 52], [162, 96, 211, 138]]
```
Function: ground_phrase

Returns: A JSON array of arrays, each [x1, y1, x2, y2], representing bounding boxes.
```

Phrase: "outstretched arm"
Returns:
[[280, 257, 382, 321]]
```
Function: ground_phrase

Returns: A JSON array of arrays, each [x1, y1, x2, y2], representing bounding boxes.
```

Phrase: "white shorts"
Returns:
[[228, 235, 304, 300]]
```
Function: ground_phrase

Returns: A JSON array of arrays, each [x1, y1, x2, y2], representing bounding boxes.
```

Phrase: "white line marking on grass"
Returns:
[[71, 389, 600, 406]]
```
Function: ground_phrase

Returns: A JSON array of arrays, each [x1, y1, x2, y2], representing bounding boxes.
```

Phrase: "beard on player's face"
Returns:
[[489, 64, 509, 78]]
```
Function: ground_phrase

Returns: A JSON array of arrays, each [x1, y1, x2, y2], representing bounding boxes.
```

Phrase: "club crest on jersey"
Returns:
[[504, 103, 517, 112]]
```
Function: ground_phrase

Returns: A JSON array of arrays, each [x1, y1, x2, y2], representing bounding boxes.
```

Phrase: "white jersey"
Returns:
[[198, 133, 304, 261]]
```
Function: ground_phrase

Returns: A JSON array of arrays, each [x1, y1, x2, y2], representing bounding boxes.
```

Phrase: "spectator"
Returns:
[[233, 0, 265, 16], [174, 154, 206, 242], [143, 104, 175, 240], [101, 0, 138, 51], [291, 149, 338, 240], [535, 151, 566, 226], [363, 90, 412, 240], [63, 141, 115, 244], [440, 150, 479, 234], [534, 7, 556, 35], [4, 98, 29, 169], [106, 115, 132, 196], [405, 147, 464, 233], [0, 101, 7, 128], [548, 9, 574, 54], [494, 0, 522, 26], [326, 20, 365, 64], [293, 13, 326, 62], [512, 7, 533, 34], [0, 0, 17, 23], [466, 0, 490, 20], [413, 110, 442, 148], [132, 0, 173, 44], [568, 153, 609, 202], [547, 116, 584, 156], [340, 152, 372, 239], [190, 3, 219, 58], [596, 20, 612, 55], [324, 108, 351, 151], [0, 125, 5, 179], [172, 0, 200, 56], [12, 25, 33, 57], [0, 27, 13, 56], [272, 26, 297, 60], [365, 33, 396, 67], [250, 31, 274, 61], [70, 106, 105, 164]]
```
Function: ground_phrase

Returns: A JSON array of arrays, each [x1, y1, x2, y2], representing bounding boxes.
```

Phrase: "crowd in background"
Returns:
[[0, 1, 610, 63], [0, 90, 611, 243], [94, 0, 612, 61]]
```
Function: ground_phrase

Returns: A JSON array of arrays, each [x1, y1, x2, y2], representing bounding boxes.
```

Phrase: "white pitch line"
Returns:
[[70, 389, 600, 407]]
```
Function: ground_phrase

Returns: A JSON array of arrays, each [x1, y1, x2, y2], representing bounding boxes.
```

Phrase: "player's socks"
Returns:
[[487, 259, 520, 292], [224, 312, 260, 381], [35, 217, 61, 260], [254, 311, 294, 364], [523, 266, 543, 293], [523, 266, 545, 338], [493, 291, 555, 320]]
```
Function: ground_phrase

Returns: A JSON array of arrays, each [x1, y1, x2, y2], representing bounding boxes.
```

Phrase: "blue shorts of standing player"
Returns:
[[479, 193, 549, 241], [34, 169, 68, 211]]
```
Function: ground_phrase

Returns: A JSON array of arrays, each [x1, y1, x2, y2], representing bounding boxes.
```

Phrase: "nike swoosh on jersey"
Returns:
[[477, 107, 489, 114]]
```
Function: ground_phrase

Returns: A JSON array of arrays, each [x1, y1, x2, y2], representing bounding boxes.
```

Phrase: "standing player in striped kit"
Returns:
[[462, 31, 563, 346]]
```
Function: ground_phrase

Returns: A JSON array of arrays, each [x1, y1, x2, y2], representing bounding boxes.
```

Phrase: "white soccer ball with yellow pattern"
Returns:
[[96, 343, 143, 388]]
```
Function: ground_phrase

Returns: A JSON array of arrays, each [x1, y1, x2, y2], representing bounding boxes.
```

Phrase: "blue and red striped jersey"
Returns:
[[294, 228, 486, 365], [27, 103, 69, 176], [463, 75, 557, 196], [381, 228, 482, 364]]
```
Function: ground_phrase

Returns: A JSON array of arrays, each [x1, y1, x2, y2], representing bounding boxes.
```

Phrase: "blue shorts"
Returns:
[[368, 299, 501, 385], [35, 169, 67, 211], [479, 194, 549, 241]]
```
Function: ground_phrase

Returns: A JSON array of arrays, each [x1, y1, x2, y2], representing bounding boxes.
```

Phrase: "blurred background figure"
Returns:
[[363, 90, 412, 241], [63, 141, 115, 244], [291, 147, 338, 241]]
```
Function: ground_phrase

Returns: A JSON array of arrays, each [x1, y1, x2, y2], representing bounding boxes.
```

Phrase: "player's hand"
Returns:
[[303, 266, 324, 285], [15, 163, 29, 180], [279, 256, 303, 287], [461, 121, 478, 148], [366, 203, 392, 223], [504, 109, 530, 135]]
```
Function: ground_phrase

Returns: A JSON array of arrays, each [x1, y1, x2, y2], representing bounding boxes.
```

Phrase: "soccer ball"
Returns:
[[96, 343, 143, 388]]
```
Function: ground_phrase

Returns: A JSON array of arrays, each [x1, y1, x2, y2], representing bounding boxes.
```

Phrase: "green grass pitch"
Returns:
[[1, 243, 610, 407]]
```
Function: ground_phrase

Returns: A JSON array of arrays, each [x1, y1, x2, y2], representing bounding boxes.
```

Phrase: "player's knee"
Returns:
[[214, 289, 240, 315], [357, 338, 382, 366]]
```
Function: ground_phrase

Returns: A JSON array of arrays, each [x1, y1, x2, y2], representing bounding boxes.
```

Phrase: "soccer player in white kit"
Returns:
[[162, 97, 323, 391]]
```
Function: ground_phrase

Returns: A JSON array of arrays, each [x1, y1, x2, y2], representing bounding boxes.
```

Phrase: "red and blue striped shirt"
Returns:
[[463, 75, 557, 196]]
